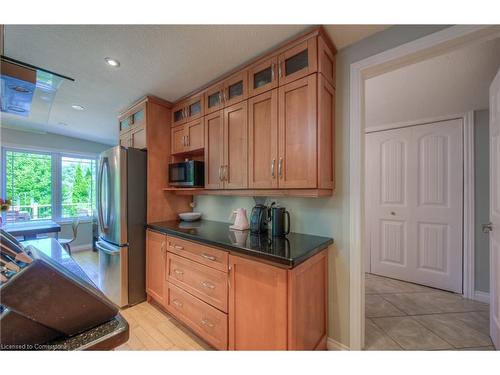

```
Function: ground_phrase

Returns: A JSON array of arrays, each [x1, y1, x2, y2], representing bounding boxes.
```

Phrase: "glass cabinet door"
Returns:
[[204, 84, 224, 114], [119, 116, 131, 132], [248, 56, 278, 97], [185, 95, 204, 122], [278, 38, 317, 86], [223, 71, 247, 107], [172, 103, 187, 126]]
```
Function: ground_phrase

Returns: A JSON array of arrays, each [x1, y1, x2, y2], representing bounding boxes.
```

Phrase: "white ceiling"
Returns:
[[365, 37, 500, 129], [1, 25, 388, 145]]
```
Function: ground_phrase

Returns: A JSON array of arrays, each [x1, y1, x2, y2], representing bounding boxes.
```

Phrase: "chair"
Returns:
[[59, 219, 80, 255]]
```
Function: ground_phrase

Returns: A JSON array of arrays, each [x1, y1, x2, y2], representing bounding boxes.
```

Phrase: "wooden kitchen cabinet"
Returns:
[[248, 89, 278, 189], [248, 55, 278, 97], [318, 74, 335, 189], [228, 249, 328, 350], [204, 71, 248, 114], [228, 255, 288, 350], [171, 118, 204, 155], [223, 101, 248, 189], [204, 110, 224, 189], [278, 74, 317, 188], [172, 93, 204, 127], [146, 230, 167, 306], [204, 102, 248, 190], [278, 37, 317, 86], [118, 102, 147, 149]]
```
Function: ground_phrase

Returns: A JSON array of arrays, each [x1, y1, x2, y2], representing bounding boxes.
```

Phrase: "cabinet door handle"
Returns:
[[218, 166, 223, 181], [172, 299, 183, 308], [223, 165, 228, 181], [186, 135, 189, 147], [271, 159, 275, 178], [201, 281, 216, 289], [201, 253, 216, 261], [228, 264, 232, 289], [278, 158, 283, 177], [271, 63, 275, 81], [201, 318, 215, 328], [173, 268, 184, 276]]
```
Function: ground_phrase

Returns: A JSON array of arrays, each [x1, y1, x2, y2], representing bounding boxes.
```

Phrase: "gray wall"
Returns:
[[474, 109, 490, 293], [195, 25, 450, 346], [0, 127, 110, 249]]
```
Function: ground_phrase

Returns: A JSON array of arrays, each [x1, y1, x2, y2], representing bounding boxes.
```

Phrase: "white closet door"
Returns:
[[489, 67, 500, 349], [367, 119, 463, 293]]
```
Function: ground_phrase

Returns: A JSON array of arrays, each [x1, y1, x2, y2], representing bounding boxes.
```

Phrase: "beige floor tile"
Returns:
[[364, 319, 401, 350], [413, 313, 493, 348], [382, 292, 489, 315], [365, 276, 436, 295], [366, 295, 406, 318], [372, 317, 453, 350], [449, 311, 490, 335]]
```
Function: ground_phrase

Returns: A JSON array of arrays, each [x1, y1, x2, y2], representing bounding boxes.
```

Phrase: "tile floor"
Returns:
[[72, 251, 495, 351], [364, 273, 494, 350]]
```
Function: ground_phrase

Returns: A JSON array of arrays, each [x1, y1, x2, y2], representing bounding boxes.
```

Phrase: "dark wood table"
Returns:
[[1, 220, 61, 240]]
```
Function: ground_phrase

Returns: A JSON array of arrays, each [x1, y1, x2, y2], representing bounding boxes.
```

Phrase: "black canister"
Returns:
[[270, 206, 290, 237]]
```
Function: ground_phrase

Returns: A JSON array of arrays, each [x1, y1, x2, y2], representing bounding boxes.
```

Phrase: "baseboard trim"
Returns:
[[70, 244, 93, 253], [327, 337, 350, 351], [473, 291, 490, 304]]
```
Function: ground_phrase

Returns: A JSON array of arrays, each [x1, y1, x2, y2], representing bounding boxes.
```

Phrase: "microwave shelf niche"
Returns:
[[168, 160, 205, 188]]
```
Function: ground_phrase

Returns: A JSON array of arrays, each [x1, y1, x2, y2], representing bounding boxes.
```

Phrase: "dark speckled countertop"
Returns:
[[148, 220, 333, 268]]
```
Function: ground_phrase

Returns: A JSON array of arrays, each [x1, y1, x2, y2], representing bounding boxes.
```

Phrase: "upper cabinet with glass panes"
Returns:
[[119, 102, 146, 133], [172, 93, 204, 126], [204, 71, 248, 113]]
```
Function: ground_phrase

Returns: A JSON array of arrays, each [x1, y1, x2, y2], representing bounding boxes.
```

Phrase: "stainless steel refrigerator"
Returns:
[[96, 146, 146, 307]]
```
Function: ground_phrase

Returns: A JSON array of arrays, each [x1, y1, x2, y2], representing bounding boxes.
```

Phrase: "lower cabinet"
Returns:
[[145, 230, 328, 350], [146, 230, 167, 306], [228, 255, 288, 350]]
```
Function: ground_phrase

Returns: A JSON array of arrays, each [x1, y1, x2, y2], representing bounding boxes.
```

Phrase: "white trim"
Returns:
[[365, 113, 465, 134], [0, 141, 100, 158], [349, 25, 500, 350], [473, 291, 490, 304], [463, 111, 475, 299], [327, 337, 350, 351]]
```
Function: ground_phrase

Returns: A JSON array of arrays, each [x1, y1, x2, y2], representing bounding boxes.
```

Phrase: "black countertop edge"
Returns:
[[147, 220, 334, 268]]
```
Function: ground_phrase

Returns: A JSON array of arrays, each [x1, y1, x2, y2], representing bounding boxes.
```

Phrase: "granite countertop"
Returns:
[[148, 220, 333, 268], [2, 238, 129, 351]]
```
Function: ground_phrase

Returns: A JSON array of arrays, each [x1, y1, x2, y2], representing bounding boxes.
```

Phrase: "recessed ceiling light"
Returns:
[[105, 57, 120, 67], [71, 105, 85, 111]]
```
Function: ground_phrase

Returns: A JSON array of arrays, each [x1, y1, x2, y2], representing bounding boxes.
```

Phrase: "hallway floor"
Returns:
[[365, 273, 493, 350]]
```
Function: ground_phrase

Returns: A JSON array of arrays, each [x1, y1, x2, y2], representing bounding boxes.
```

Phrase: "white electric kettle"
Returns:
[[229, 208, 249, 231]]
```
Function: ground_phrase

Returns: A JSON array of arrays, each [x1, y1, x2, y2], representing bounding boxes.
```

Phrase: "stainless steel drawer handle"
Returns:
[[201, 281, 216, 289], [201, 253, 216, 261], [174, 245, 184, 250], [172, 299, 183, 308], [173, 269, 184, 276], [201, 318, 215, 328]]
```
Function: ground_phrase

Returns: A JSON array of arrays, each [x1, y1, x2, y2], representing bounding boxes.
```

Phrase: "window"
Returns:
[[1, 147, 97, 223], [61, 156, 96, 219], [5, 150, 53, 222]]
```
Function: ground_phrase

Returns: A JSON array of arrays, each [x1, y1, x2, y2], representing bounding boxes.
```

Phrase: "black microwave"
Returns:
[[168, 160, 204, 187]]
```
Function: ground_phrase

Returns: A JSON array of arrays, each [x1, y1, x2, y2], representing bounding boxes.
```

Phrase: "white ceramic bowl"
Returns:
[[178, 212, 202, 222]]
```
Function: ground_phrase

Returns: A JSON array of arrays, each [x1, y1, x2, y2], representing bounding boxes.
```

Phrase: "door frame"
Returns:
[[349, 25, 500, 350], [364, 112, 475, 298]]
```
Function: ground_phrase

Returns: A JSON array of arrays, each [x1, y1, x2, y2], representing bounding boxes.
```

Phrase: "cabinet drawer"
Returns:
[[167, 252, 228, 312], [166, 236, 228, 272], [167, 282, 228, 350]]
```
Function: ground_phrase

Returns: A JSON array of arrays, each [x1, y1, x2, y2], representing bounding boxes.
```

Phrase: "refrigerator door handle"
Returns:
[[96, 240, 120, 256], [98, 157, 111, 232]]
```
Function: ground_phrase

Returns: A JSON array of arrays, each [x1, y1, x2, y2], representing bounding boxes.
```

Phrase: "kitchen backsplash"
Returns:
[[194, 195, 337, 237]]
